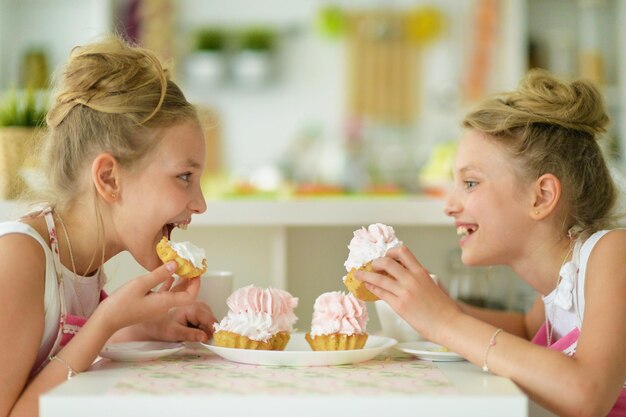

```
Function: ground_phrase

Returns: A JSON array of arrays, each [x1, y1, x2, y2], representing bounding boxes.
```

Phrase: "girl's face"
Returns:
[[444, 130, 533, 266], [115, 119, 207, 271]]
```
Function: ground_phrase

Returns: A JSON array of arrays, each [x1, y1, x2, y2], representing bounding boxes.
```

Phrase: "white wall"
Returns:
[[0, 0, 111, 88]]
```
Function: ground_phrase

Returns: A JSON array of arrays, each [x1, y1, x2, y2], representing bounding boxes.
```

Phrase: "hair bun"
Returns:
[[47, 37, 169, 128], [504, 69, 609, 137]]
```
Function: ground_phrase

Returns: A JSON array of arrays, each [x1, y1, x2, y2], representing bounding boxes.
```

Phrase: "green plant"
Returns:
[[238, 27, 276, 51], [195, 28, 227, 51], [0, 89, 47, 127]]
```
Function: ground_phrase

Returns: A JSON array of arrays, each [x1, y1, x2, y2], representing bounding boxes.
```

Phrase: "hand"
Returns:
[[142, 278, 217, 342], [356, 245, 461, 341], [96, 262, 200, 335]]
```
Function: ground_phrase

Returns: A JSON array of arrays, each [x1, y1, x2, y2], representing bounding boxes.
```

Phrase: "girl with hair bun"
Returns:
[[359, 70, 626, 417], [0, 37, 216, 416]]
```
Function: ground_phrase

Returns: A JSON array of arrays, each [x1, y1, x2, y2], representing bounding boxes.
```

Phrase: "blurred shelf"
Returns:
[[0, 197, 452, 227]]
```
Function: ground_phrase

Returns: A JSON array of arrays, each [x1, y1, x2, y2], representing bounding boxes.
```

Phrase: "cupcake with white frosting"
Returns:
[[305, 291, 369, 351], [213, 285, 299, 350], [343, 223, 403, 301], [156, 237, 207, 279]]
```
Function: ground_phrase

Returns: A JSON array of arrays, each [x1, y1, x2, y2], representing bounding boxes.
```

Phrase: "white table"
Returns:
[[41, 346, 529, 417]]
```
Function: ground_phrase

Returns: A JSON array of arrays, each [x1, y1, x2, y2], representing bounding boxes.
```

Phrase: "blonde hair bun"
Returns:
[[500, 69, 609, 137]]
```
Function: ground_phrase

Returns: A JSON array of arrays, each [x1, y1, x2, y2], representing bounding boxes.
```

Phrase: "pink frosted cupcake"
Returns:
[[343, 223, 403, 301], [305, 291, 369, 351], [212, 285, 298, 350]]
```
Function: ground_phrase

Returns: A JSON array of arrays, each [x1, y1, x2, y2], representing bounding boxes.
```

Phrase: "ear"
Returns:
[[91, 153, 120, 203], [530, 173, 561, 220]]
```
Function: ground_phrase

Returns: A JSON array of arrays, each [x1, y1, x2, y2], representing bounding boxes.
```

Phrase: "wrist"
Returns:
[[90, 301, 122, 339], [432, 306, 465, 346], [109, 322, 151, 343]]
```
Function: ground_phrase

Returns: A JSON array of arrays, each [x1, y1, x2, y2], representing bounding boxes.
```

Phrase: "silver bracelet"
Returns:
[[482, 328, 503, 373], [49, 354, 78, 380]]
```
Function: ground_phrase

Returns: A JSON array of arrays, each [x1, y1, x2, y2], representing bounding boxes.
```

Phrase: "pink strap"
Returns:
[[608, 389, 626, 417], [531, 322, 579, 353]]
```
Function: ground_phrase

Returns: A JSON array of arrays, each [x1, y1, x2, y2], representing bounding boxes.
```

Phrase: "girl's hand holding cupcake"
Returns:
[[356, 245, 461, 342]]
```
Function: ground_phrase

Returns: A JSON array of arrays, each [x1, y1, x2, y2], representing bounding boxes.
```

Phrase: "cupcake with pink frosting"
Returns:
[[305, 291, 369, 351], [213, 285, 299, 350], [343, 223, 403, 301]]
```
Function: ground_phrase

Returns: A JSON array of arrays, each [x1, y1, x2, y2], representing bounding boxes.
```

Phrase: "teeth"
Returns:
[[456, 226, 469, 237], [179, 223, 188, 230]]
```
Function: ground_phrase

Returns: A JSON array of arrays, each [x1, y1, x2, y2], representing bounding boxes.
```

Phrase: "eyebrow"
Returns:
[[179, 158, 202, 169], [458, 165, 479, 174]]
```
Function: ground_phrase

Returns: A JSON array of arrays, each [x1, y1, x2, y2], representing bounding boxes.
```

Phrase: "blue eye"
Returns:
[[179, 173, 191, 182], [464, 180, 478, 190]]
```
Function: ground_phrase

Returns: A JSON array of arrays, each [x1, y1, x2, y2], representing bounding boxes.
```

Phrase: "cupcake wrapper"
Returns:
[[344, 261, 379, 302], [213, 330, 291, 351], [305, 332, 368, 351]]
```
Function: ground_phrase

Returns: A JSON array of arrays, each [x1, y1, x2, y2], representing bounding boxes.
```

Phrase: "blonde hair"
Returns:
[[36, 36, 197, 209], [463, 69, 617, 234]]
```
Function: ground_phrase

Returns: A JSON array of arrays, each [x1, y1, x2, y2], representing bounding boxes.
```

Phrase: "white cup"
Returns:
[[374, 300, 423, 342], [374, 274, 438, 342], [197, 271, 234, 321]]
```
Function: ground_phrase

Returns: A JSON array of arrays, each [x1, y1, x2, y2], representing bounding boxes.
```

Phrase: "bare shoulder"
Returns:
[[587, 229, 626, 267], [0, 218, 50, 317], [0, 232, 47, 296], [581, 229, 626, 343]]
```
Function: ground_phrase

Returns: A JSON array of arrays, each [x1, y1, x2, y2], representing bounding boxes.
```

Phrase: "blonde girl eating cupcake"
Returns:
[[0, 37, 216, 417], [359, 70, 626, 417]]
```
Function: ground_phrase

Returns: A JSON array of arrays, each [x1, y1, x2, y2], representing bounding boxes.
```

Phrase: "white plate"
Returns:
[[201, 332, 397, 366], [99, 341, 185, 362], [395, 341, 465, 362]]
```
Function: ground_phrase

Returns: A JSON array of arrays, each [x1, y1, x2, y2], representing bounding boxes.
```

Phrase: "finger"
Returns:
[[139, 262, 178, 293], [171, 276, 190, 293], [184, 278, 200, 299], [363, 281, 396, 302], [385, 245, 427, 276], [158, 276, 175, 293], [190, 304, 217, 336], [171, 323, 210, 343], [356, 269, 402, 297], [370, 256, 414, 285]]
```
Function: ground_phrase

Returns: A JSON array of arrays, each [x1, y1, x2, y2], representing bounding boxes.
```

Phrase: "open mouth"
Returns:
[[456, 224, 477, 238], [162, 220, 190, 240]]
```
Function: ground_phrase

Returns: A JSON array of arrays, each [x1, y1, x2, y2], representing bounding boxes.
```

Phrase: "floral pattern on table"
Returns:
[[106, 349, 458, 396]]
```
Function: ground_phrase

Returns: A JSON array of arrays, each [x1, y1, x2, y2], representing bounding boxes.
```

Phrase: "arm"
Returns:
[[457, 295, 545, 339], [0, 234, 47, 417], [7, 260, 199, 417], [359, 239, 626, 417]]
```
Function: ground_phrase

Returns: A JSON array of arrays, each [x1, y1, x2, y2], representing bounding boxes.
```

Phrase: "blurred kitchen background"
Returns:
[[1, 0, 625, 328]]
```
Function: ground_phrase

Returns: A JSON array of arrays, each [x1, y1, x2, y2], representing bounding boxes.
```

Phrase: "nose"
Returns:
[[443, 188, 461, 217], [190, 184, 207, 214]]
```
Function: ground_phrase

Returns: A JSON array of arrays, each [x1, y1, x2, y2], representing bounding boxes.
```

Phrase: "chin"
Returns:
[[460, 250, 484, 267], [131, 246, 163, 272]]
